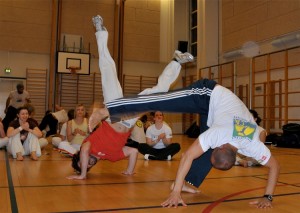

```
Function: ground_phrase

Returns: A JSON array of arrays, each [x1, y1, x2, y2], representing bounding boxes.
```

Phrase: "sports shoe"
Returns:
[[144, 154, 150, 160], [92, 15, 105, 31], [174, 50, 194, 64]]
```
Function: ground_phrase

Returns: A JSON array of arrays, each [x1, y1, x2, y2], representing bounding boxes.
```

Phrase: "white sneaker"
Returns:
[[144, 154, 150, 160], [167, 155, 172, 161], [92, 15, 105, 31], [174, 50, 194, 64]]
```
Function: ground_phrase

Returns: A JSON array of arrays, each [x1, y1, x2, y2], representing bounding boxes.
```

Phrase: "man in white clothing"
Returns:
[[89, 79, 280, 209], [3, 83, 31, 132]]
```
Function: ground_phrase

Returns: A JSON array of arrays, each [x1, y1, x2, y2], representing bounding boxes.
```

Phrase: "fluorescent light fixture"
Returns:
[[271, 33, 300, 47], [223, 49, 243, 59]]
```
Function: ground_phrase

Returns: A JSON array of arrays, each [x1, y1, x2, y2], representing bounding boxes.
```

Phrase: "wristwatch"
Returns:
[[263, 194, 273, 202]]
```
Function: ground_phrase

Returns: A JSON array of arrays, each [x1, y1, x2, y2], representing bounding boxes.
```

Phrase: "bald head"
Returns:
[[211, 144, 237, 171]]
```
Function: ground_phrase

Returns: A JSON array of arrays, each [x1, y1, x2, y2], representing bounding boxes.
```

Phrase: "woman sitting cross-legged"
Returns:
[[7, 106, 43, 160], [138, 111, 181, 161], [58, 104, 89, 156]]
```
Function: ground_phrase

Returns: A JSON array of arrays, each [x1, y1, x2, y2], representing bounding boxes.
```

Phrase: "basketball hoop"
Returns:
[[68, 66, 81, 75]]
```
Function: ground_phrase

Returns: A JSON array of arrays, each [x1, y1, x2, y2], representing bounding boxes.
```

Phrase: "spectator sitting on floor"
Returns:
[[138, 111, 181, 161], [7, 106, 42, 161], [38, 105, 69, 137], [143, 112, 155, 131], [58, 104, 89, 156], [52, 109, 75, 148]]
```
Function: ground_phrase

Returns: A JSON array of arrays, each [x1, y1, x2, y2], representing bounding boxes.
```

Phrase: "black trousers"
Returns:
[[2, 106, 18, 132], [38, 113, 58, 137], [138, 143, 181, 160], [106, 79, 217, 187]]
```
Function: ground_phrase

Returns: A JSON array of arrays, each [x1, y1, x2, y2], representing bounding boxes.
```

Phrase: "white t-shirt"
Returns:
[[199, 85, 271, 165], [9, 90, 30, 108], [52, 110, 68, 123], [60, 122, 67, 138], [146, 123, 172, 149]]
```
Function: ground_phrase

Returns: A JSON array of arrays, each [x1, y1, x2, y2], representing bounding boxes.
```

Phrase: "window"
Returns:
[[190, 0, 197, 57]]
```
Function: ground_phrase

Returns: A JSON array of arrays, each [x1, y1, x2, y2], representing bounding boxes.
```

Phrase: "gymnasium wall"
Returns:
[[222, 0, 300, 52]]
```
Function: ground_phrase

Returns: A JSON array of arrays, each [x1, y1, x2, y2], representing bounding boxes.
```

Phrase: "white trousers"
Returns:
[[58, 141, 81, 155], [39, 138, 48, 149], [96, 31, 182, 127], [0, 137, 9, 148], [7, 133, 41, 158], [138, 60, 181, 95]]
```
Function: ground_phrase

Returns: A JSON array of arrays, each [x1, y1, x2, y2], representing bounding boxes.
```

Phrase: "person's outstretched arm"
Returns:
[[161, 138, 204, 208], [249, 156, 280, 208]]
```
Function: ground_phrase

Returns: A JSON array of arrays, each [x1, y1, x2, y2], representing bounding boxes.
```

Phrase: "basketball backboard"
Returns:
[[57, 51, 90, 75]]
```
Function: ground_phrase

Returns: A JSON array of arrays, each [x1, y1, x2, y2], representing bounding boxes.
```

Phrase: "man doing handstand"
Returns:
[[67, 15, 194, 180], [89, 79, 280, 209]]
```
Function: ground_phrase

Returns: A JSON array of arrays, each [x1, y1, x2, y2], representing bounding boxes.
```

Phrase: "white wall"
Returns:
[[0, 51, 50, 78]]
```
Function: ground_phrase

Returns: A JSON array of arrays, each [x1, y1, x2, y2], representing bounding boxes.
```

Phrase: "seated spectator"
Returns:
[[52, 109, 75, 147], [52, 109, 74, 147], [39, 105, 69, 137], [140, 115, 148, 130], [6, 106, 43, 160], [143, 112, 155, 131], [58, 104, 89, 155], [138, 111, 181, 160], [0, 120, 9, 149], [24, 103, 48, 149]]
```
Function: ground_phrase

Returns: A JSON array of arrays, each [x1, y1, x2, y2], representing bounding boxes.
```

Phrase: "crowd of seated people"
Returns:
[[0, 97, 87, 160], [1, 100, 168, 161]]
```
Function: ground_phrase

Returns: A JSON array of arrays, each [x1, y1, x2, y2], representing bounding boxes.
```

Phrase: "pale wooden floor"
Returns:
[[1, 135, 300, 213]]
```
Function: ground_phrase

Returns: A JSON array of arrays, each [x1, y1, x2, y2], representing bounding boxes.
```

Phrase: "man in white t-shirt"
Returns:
[[89, 79, 280, 209], [2, 83, 30, 132]]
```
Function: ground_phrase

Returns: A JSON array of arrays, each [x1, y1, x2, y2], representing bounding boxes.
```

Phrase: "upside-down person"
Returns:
[[89, 77, 280, 209], [67, 15, 194, 180]]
